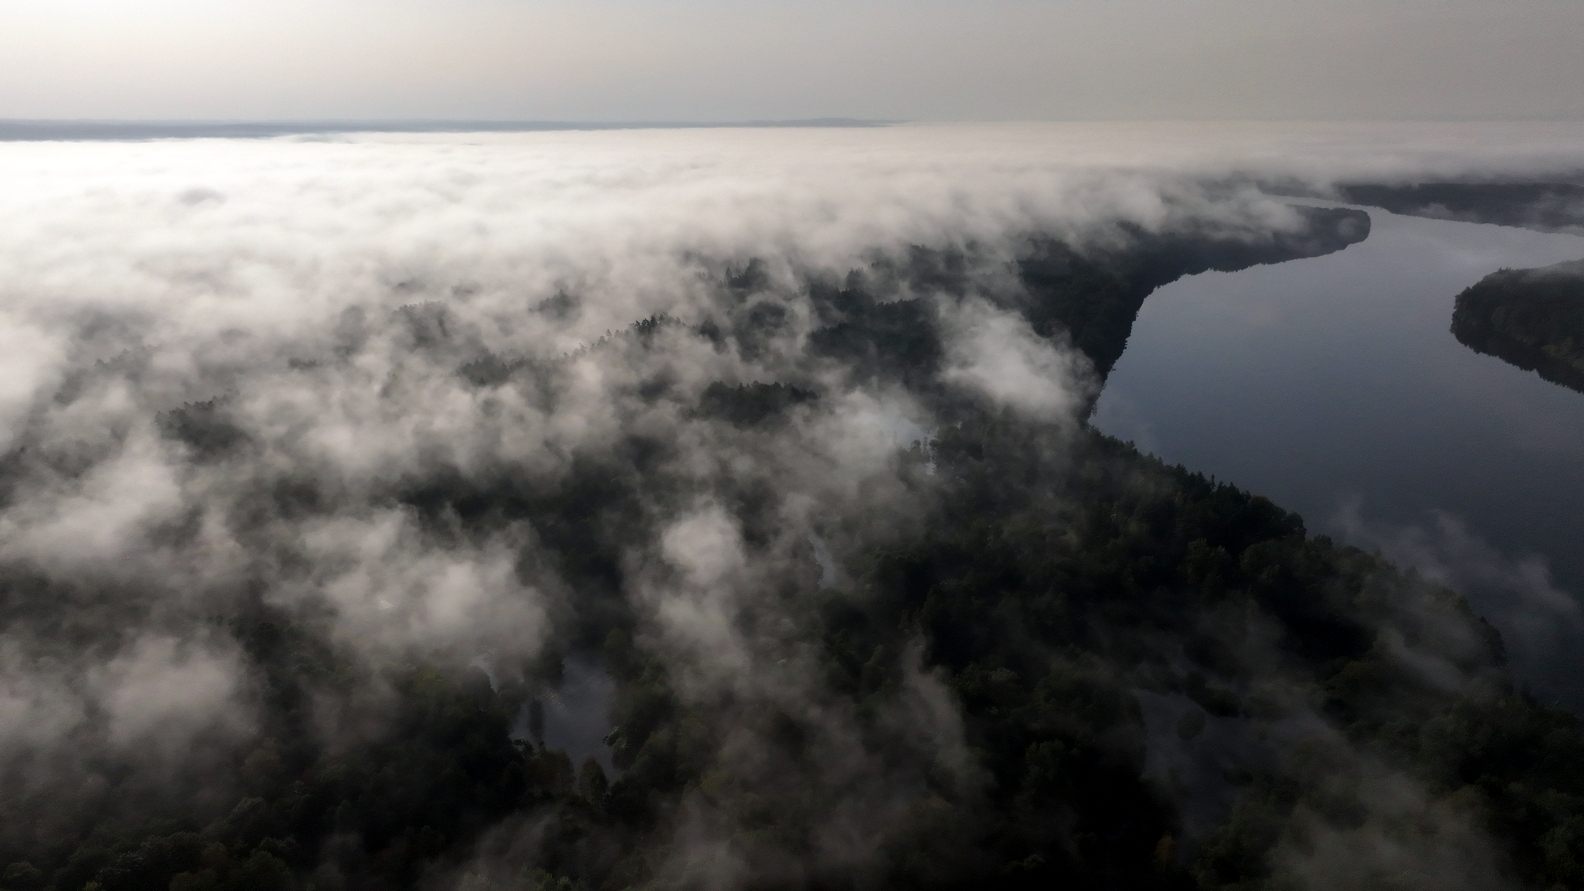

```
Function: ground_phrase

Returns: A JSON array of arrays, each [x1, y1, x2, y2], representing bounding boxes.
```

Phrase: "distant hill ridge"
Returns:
[[0, 118, 892, 141]]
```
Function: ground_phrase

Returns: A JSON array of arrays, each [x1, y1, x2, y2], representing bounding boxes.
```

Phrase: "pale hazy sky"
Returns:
[[4, 0, 1583, 122]]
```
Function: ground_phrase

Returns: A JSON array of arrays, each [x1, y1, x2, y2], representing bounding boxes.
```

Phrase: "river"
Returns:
[[1093, 207, 1584, 707]]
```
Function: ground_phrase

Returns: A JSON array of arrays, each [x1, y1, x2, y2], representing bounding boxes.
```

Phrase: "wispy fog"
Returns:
[[3, 123, 1583, 888]]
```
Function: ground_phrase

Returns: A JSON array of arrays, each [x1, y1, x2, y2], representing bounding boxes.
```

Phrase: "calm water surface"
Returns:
[[1093, 208, 1584, 705]]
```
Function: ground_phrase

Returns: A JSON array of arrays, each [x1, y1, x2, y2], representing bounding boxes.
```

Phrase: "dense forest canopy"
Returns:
[[0, 133, 1581, 891], [1452, 258, 1584, 395]]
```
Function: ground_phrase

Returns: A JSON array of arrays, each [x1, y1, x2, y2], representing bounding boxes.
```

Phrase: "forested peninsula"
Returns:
[[1453, 258, 1584, 394], [1335, 181, 1584, 234]]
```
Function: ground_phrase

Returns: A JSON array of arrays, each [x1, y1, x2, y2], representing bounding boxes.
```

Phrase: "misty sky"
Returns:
[[4, 0, 1583, 122]]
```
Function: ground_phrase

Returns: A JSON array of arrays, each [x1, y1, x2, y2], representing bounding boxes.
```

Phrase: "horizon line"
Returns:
[[0, 117, 899, 142], [5, 116, 1584, 143]]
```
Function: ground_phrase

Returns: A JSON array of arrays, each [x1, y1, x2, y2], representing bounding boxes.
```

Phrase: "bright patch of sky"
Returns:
[[3, 1, 1582, 122]]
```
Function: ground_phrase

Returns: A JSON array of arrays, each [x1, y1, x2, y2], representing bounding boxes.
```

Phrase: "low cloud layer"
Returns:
[[1, 124, 1580, 888]]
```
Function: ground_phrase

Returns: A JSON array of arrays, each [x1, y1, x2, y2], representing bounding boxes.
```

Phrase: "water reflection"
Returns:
[[1094, 208, 1584, 705], [516, 655, 616, 772]]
